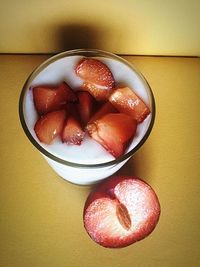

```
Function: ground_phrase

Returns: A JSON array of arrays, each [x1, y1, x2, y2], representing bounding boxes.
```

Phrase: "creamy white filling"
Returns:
[[24, 55, 151, 164]]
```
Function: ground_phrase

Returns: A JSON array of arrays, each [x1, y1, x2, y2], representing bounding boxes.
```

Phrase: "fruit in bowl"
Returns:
[[31, 57, 151, 159]]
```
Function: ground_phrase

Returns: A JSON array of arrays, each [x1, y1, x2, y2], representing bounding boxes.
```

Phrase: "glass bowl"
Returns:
[[19, 49, 155, 185]]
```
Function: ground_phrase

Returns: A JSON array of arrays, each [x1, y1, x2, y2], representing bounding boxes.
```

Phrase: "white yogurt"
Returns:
[[21, 50, 154, 185]]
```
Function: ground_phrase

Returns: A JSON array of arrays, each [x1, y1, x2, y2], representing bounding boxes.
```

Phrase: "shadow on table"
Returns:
[[55, 23, 104, 51], [116, 145, 153, 184]]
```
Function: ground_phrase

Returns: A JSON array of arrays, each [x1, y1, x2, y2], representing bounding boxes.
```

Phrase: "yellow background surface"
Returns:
[[0, 54, 200, 267], [0, 0, 200, 55]]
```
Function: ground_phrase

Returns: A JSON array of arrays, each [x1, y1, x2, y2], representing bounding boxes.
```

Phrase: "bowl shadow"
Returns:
[[55, 23, 104, 52], [117, 144, 153, 183]]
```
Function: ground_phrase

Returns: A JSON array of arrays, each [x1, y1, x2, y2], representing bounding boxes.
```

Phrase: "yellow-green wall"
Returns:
[[0, 0, 200, 55]]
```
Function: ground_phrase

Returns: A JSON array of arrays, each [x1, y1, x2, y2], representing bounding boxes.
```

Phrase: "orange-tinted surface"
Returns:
[[0, 55, 200, 267]]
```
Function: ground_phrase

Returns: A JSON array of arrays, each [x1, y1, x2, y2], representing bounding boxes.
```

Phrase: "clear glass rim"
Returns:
[[19, 48, 155, 169]]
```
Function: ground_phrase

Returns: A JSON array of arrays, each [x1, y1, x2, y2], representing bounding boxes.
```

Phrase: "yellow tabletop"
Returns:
[[0, 54, 200, 267]]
